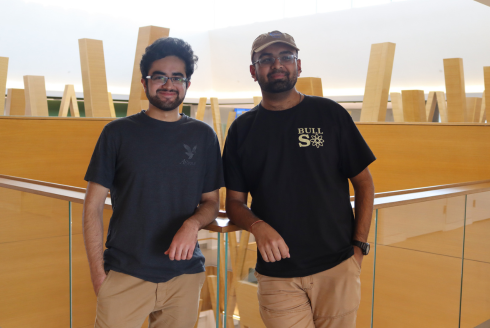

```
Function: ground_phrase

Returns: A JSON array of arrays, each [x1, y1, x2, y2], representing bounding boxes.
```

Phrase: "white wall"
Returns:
[[1, 0, 489, 99]]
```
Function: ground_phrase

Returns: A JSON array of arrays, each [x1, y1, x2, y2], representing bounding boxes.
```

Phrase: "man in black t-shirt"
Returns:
[[223, 31, 375, 328], [83, 38, 224, 328]]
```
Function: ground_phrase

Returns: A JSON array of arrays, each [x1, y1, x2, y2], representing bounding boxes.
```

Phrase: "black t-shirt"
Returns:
[[85, 111, 224, 283], [223, 96, 375, 278]]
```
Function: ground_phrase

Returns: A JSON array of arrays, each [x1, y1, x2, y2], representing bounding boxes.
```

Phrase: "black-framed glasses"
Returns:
[[252, 54, 298, 66], [146, 75, 189, 86]]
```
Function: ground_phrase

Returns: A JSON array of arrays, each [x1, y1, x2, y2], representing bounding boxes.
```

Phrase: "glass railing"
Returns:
[[0, 175, 489, 328]]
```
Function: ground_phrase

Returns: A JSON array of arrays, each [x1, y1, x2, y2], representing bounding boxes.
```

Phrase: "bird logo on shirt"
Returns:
[[184, 144, 197, 159]]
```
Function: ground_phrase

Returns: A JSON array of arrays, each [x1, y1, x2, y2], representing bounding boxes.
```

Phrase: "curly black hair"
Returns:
[[140, 37, 198, 81]]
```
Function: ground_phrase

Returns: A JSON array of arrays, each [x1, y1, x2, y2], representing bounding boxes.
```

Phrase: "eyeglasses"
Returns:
[[146, 75, 189, 86], [252, 54, 298, 66]]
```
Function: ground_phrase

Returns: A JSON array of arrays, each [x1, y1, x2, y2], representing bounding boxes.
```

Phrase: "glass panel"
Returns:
[[0, 187, 70, 328], [373, 196, 465, 327], [460, 191, 490, 328], [357, 210, 376, 328], [71, 202, 112, 328]]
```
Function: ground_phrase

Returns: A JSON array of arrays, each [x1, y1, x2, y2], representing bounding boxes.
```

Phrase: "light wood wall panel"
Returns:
[[78, 39, 112, 118], [466, 97, 482, 123], [58, 85, 80, 117], [443, 58, 466, 122], [360, 42, 396, 122], [0, 57, 8, 116], [5, 89, 25, 116], [127, 26, 170, 116], [253, 96, 262, 106], [23, 75, 49, 116], [390, 92, 404, 122], [1, 117, 490, 193], [401, 90, 426, 122], [484, 67, 490, 122], [296, 77, 323, 96]]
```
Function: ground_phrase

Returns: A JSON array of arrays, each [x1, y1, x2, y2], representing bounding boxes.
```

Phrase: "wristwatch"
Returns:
[[352, 240, 370, 255]]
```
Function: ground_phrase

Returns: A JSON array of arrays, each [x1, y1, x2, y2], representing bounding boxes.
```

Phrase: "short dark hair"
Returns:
[[140, 37, 198, 80]]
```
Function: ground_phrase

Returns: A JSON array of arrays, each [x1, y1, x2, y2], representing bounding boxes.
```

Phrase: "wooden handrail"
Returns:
[[1, 175, 490, 230]]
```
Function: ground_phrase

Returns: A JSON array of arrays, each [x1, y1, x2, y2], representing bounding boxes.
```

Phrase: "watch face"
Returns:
[[364, 243, 370, 255]]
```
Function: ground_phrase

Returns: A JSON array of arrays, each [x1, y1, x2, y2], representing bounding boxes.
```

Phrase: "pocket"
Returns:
[[351, 255, 362, 273], [98, 270, 112, 296]]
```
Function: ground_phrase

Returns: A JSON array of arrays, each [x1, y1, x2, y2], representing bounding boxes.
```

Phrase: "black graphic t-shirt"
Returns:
[[223, 96, 375, 278], [85, 111, 224, 283]]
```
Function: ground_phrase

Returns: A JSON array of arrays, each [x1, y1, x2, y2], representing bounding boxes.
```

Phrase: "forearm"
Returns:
[[82, 205, 106, 277], [226, 198, 260, 232], [186, 198, 220, 230], [353, 182, 375, 242]]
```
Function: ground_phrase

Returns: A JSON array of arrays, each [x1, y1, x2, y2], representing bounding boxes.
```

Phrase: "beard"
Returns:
[[146, 86, 185, 112], [257, 69, 298, 94]]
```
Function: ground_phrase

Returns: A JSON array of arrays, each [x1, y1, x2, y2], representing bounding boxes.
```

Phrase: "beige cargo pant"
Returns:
[[255, 255, 361, 328], [94, 270, 206, 328]]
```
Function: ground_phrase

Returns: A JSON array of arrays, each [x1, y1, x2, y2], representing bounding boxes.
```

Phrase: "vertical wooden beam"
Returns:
[[0, 57, 8, 116], [436, 92, 448, 123], [78, 38, 112, 118], [360, 42, 396, 122], [196, 97, 207, 121], [466, 98, 482, 123], [390, 92, 404, 122], [401, 90, 426, 122], [481, 92, 487, 123], [107, 92, 116, 118], [484, 67, 490, 123], [296, 77, 323, 96], [59, 85, 80, 117], [443, 58, 466, 122], [426, 92, 437, 122], [178, 102, 184, 114], [253, 96, 262, 106], [5, 89, 25, 115], [127, 26, 170, 116], [224, 111, 235, 141], [210, 97, 223, 148], [23, 76, 48, 116]]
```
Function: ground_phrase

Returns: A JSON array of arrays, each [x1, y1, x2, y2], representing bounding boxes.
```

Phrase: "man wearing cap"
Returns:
[[223, 31, 375, 328]]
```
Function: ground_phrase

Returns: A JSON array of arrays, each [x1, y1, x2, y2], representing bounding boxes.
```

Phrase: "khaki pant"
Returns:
[[95, 270, 206, 328], [255, 255, 361, 328]]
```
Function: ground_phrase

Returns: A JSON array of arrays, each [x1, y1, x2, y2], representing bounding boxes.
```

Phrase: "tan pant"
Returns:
[[95, 270, 206, 328], [255, 255, 361, 328]]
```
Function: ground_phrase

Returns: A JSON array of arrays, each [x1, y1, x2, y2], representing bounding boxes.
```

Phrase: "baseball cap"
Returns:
[[251, 30, 299, 60]]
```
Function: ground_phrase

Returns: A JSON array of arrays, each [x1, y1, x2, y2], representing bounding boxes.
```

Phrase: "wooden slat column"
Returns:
[[484, 67, 490, 123], [24, 75, 49, 116], [0, 57, 8, 116], [390, 92, 404, 122], [5, 89, 25, 116], [127, 26, 170, 116], [296, 77, 323, 96], [360, 42, 396, 122], [58, 85, 80, 117], [78, 38, 112, 118], [401, 90, 426, 122], [443, 58, 467, 122]]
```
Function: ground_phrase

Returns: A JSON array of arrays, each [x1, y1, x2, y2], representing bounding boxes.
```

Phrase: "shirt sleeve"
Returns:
[[338, 108, 376, 178], [222, 121, 248, 193], [84, 126, 117, 189], [202, 131, 225, 193]]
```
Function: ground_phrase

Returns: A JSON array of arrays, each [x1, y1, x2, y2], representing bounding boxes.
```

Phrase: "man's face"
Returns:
[[250, 43, 301, 94], [142, 56, 190, 111]]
